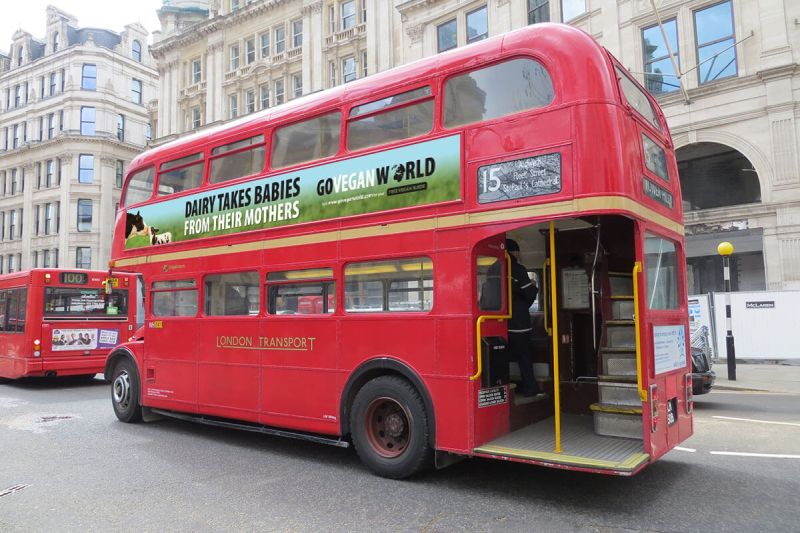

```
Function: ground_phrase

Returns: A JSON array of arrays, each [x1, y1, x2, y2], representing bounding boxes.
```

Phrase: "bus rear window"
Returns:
[[122, 166, 155, 207], [158, 153, 204, 196], [644, 234, 678, 310], [271, 112, 341, 169], [616, 66, 661, 131], [210, 135, 266, 184], [44, 288, 129, 318], [0, 288, 27, 332], [444, 58, 554, 128]]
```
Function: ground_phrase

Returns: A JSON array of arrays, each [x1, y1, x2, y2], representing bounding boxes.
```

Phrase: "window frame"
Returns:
[[693, 0, 737, 85], [77, 199, 93, 232]]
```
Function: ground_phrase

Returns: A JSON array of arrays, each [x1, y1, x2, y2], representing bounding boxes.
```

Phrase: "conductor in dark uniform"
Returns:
[[505, 239, 546, 398]]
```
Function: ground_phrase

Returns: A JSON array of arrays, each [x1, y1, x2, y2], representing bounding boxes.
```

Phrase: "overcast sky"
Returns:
[[2, 1, 164, 49]]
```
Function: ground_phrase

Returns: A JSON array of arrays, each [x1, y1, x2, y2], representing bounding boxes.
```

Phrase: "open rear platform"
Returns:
[[473, 414, 649, 474]]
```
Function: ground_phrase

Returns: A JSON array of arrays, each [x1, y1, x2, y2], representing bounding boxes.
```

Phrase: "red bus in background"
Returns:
[[0, 269, 136, 380], [107, 23, 692, 478]]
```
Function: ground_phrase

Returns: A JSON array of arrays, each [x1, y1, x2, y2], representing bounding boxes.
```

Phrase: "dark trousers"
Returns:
[[508, 331, 540, 394]]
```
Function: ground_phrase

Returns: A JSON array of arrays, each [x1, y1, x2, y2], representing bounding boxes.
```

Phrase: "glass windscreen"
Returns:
[[44, 288, 129, 317]]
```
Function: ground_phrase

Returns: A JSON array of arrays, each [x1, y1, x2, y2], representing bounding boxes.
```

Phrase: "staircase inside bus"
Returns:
[[474, 216, 649, 474]]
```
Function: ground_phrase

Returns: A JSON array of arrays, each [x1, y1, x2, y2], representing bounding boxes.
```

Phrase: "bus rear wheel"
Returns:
[[111, 358, 143, 423], [350, 376, 432, 479]]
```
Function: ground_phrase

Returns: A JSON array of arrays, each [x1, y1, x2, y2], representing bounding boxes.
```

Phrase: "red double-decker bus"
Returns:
[[0, 269, 136, 380], [107, 24, 691, 478]]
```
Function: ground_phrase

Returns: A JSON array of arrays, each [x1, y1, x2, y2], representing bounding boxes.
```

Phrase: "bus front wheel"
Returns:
[[350, 376, 432, 479], [111, 358, 143, 423]]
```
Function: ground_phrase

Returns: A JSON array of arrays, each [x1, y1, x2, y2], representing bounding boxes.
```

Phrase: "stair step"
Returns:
[[601, 346, 636, 353], [598, 382, 641, 407], [592, 409, 643, 440], [598, 374, 637, 383], [590, 403, 643, 415], [610, 295, 634, 300], [606, 320, 635, 326], [612, 300, 635, 320], [608, 271, 633, 277]]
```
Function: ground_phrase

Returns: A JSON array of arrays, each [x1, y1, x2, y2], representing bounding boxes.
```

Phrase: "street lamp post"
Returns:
[[717, 241, 736, 381]]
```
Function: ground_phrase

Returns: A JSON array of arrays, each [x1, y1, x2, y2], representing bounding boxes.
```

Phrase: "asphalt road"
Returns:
[[1, 378, 798, 532]]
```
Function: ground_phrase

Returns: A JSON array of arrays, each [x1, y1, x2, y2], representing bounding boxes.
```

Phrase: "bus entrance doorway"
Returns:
[[474, 215, 650, 474]]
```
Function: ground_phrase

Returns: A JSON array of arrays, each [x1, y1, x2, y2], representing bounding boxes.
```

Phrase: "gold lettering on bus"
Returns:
[[215, 335, 316, 351]]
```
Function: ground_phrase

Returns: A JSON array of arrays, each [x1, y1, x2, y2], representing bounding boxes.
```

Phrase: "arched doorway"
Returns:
[[677, 142, 766, 294]]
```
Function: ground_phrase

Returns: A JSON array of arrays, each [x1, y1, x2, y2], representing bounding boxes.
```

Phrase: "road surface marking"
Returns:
[[712, 416, 800, 427], [675, 447, 696, 452], [710, 451, 800, 459]]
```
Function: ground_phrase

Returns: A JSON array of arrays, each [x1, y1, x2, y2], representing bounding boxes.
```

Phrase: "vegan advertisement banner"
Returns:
[[125, 134, 462, 249]]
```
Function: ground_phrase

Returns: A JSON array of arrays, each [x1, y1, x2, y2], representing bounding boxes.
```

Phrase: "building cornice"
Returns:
[[151, 0, 299, 58]]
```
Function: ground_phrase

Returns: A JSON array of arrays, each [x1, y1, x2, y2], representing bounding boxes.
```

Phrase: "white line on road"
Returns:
[[712, 416, 800, 427], [710, 451, 800, 459], [675, 447, 696, 452]]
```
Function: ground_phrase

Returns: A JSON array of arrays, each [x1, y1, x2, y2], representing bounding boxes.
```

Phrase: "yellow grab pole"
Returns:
[[549, 222, 562, 453], [632, 261, 648, 402], [542, 258, 551, 336], [471, 251, 513, 381]]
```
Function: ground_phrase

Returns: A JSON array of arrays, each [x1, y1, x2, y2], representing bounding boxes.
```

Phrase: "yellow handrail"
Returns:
[[542, 258, 552, 336], [632, 261, 648, 402], [549, 222, 562, 453], [471, 251, 513, 381]]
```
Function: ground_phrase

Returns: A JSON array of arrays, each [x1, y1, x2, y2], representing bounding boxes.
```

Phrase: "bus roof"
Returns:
[[130, 23, 612, 171]]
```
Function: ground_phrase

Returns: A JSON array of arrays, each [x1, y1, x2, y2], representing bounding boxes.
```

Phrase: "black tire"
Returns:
[[111, 358, 143, 423], [350, 375, 433, 479]]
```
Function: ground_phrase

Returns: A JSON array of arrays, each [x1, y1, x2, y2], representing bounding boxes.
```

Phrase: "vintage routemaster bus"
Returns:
[[106, 23, 692, 478], [0, 269, 136, 379]]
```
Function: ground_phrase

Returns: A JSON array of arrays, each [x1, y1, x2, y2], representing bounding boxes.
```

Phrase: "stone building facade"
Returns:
[[151, 0, 800, 292], [0, 6, 158, 272]]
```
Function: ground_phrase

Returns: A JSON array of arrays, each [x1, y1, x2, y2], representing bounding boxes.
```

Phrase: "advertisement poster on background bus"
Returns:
[[51, 328, 120, 351], [125, 135, 462, 250]]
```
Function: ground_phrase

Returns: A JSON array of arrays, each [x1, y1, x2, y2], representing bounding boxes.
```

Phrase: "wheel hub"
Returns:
[[113, 371, 130, 408], [364, 397, 411, 458]]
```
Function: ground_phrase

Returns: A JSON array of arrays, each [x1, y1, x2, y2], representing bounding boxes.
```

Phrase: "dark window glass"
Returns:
[[645, 234, 678, 310], [642, 19, 680, 94], [616, 66, 660, 131], [77, 199, 92, 231], [528, 0, 550, 24], [82, 64, 97, 90], [437, 19, 457, 53], [210, 135, 265, 183], [344, 257, 433, 312], [444, 58, 554, 128], [123, 166, 155, 206], [466, 6, 488, 43], [694, 1, 737, 84], [79, 154, 94, 183], [44, 288, 128, 318], [205, 272, 260, 316], [272, 112, 341, 168], [152, 279, 198, 317]]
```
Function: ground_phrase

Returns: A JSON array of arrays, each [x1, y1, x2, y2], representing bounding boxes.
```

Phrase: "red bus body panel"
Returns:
[[0, 269, 137, 379], [111, 24, 689, 471]]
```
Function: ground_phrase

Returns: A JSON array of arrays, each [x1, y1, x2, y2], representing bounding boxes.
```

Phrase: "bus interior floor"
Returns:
[[475, 414, 648, 473]]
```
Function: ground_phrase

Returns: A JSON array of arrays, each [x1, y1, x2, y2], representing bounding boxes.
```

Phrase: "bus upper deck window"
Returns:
[[271, 111, 341, 169], [348, 86, 434, 151], [158, 152, 204, 196], [210, 135, 266, 184], [443, 58, 554, 129], [615, 66, 661, 131], [122, 166, 155, 207]]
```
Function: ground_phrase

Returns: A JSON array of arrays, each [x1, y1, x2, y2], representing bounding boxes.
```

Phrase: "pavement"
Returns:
[[711, 361, 800, 394]]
